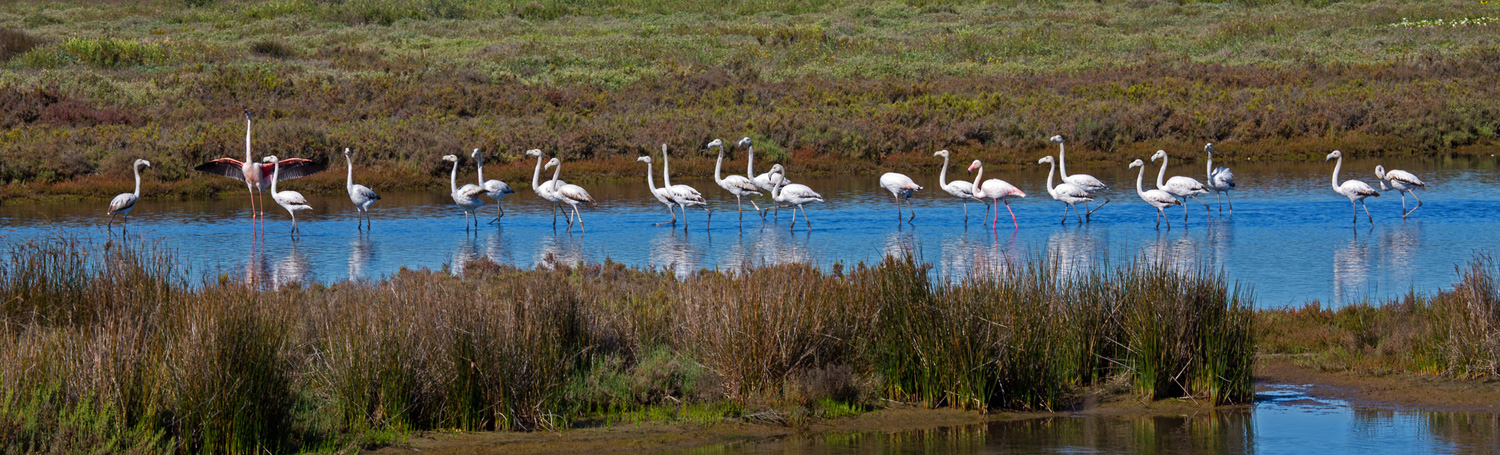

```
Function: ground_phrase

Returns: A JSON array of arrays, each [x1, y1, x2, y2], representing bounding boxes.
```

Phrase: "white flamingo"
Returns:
[[1128, 159, 1183, 229], [878, 172, 921, 223], [1326, 150, 1380, 225], [1375, 165, 1425, 219], [661, 144, 710, 228], [1051, 135, 1109, 219], [708, 138, 762, 221], [1150, 150, 1212, 223], [442, 154, 487, 231], [637, 155, 680, 226], [343, 148, 379, 231], [194, 110, 323, 221], [1203, 143, 1236, 214], [742, 137, 790, 220], [543, 158, 596, 232], [966, 160, 1027, 229], [766, 164, 822, 231], [106, 159, 151, 231], [472, 148, 516, 224], [526, 149, 569, 228], [934, 150, 982, 224], [1039, 155, 1093, 225], [263, 155, 313, 238]]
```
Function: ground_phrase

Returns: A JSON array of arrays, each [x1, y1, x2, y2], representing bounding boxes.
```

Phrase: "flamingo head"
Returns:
[[768, 164, 785, 174], [544, 157, 560, 169], [470, 148, 481, 158], [966, 160, 982, 172], [1375, 165, 1387, 179], [1038, 155, 1054, 165], [1204, 143, 1214, 153], [706, 138, 723, 150], [525, 149, 541, 157], [262, 155, 279, 163], [933, 149, 949, 158], [636, 155, 652, 163], [342, 147, 352, 156], [1150, 150, 1167, 161], [737, 137, 752, 148], [1325, 150, 1342, 162], [243, 109, 252, 121], [1129, 159, 1145, 169], [134, 159, 151, 168], [441, 154, 458, 163], [1049, 135, 1063, 143]]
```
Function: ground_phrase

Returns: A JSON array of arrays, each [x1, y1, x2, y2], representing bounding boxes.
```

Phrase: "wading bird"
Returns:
[[637, 155, 681, 226], [194, 110, 323, 222], [343, 148, 379, 231], [1051, 135, 1109, 219], [472, 148, 515, 223], [743, 137, 789, 220], [106, 159, 151, 231], [1039, 155, 1094, 225], [966, 160, 1027, 230], [263, 156, 312, 238], [1203, 143, 1236, 214], [878, 172, 921, 223], [1129, 159, 1183, 229], [443, 154, 488, 232], [933, 150, 982, 224], [1375, 165, 1425, 219], [708, 138, 762, 221], [661, 144, 710, 229], [1326, 150, 1380, 225], [1150, 150, 1212, 224], [527, 149, 569, 228], [766, 164, 822, 231], [544, 158, 596, 232]]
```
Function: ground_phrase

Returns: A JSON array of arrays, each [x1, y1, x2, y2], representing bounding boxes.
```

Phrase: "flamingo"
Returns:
[[1375, 165, 1425, 218], [1326, 150, 1380, 225], [1038, 155, 1093, 225], [878, 172, 921, 223], [526, 149, 569, 227], [661, 144, 710, 229], [343, 148, 379, 231], [965, 160, 1026, 229], [262, 156, 313, 238], [106, 159, 151, 231], [1051, 135, 1109, 219], [742, 137, 790, 220], [442, 154, 487, 231], [194, 110, 324, 221], [1129, 159, 1183, 229], [934, 149, 982, 224], [1203, 143, 1236, 214], [708, 138, 762, 221], [472, 148, 515, 223], [1150, 150, 1212, 223], [637, 155, 680, 226], [765, 164, 822, 231], [543, 158, 596, 232]]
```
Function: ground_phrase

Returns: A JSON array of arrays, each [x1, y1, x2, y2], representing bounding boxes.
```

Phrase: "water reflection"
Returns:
[[650, 229, 705, 279], [348, 234, 373, 280], [271, 244, 311, 289], [1333, 232, 1373, 305], [1139, 230, 1201, 274], [448, 236, 479, 276], [482, 228, 514, 266], [1045, 225, 1101, 277], [534, 232, 587, 269]]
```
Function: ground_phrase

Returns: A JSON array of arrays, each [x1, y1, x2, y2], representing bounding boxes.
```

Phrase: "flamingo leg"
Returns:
[[787, 203, 797, 231], [906, 198, 916, 223], [990, 200, 999, 230], [489, 204, 505, 224], [736, 194, 744, 221], [801, 205, 812, 230], [1406, 191, 1423, 218], [1351, 200, 1358, 225], [574, 205, 585, 233], [962, 201, 969, 224], [1192, 196, 1212, 223], [1004, 199, 1017, 230], [1060, 203, 1069, 225], [894, 196, 902, 222], [1085, 197, 1108, 220], [108, 214, 118, 230], [1361, 199, 1373, 225], [1073, 203, 1084, 224]]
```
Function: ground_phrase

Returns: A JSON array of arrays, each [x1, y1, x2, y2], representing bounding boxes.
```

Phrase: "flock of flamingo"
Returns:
[[103, 111, 1430, 235]]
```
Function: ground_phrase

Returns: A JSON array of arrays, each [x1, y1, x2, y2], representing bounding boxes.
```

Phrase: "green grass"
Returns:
[[0, 0, 1497, 197], [0, 237, 1255, 453]]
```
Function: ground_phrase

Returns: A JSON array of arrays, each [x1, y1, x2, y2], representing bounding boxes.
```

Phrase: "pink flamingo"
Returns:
[[194, 110, 324, 222], [966, 160, 1026, 229]]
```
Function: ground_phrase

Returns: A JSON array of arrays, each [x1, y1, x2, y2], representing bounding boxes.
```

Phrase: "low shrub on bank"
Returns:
[[0, 238, 1253, 453]]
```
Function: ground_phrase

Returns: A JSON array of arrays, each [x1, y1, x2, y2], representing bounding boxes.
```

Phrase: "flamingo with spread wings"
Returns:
[[194, 110, 325, 221]]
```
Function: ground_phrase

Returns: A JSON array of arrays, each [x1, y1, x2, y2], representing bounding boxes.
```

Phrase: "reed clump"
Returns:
[[0, 238, 1254, 453]]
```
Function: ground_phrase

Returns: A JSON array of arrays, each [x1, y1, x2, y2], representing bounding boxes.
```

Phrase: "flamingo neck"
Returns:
[[772, 169, 786, 199], [746, 145, 755, 177], [1135, 166, 1147, 196], [937, 155, 950, 188], [475, 153, 485, 184], [1058, 142, 1069, 178], [1155, 155, 1168, 189], [1045, 160, 1056, 193], [271, 161, 280, 193], [132, 163, 143, 196], [551, 162, 562, 185], [450, 160, 459, 193], [970, 164, 983, 190], [714, 147, 725, 183], [644, 161, 658, 193], [531, 154, 544, 188], [661, 150, 672, 187], [244, 118, 252, 163], [345, 154, 354, 190], [1331, 155, 1342, 191], [1206, 150, 1214, 177]]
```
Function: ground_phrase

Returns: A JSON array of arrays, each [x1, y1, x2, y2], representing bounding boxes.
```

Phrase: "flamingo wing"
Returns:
[[1145, 190, 1182, 206], [782, 184, 823, 202], [1387, 170, 1425, 188], [107, 193, 138, 214], [944, 180, 977, 199], [351, 184, 380, 201], [1211, 167, 1236, 189], [1342, 180, 1380, 198], [457, 183, 488, 199], [1063, 174, 1107, 191], [559, 184, 595, 204], [1165, 176, 1209, 194], [194, 158, 247, 180], [275, 190, 310, 207], [259, 158, 327, 181], [483, 180, 515, 197], [1054, 183, 1093, 200], [721, 175, 763, 194]]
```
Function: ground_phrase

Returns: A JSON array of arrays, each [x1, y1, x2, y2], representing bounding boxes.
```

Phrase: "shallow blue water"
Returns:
[[2, 156, 1497, 307]]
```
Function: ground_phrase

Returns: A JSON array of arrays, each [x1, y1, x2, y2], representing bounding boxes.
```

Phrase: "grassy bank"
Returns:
[[0, 238, 1252, 453], [1257, 255, 1500, 379], [1, 0, 1497, 197]]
